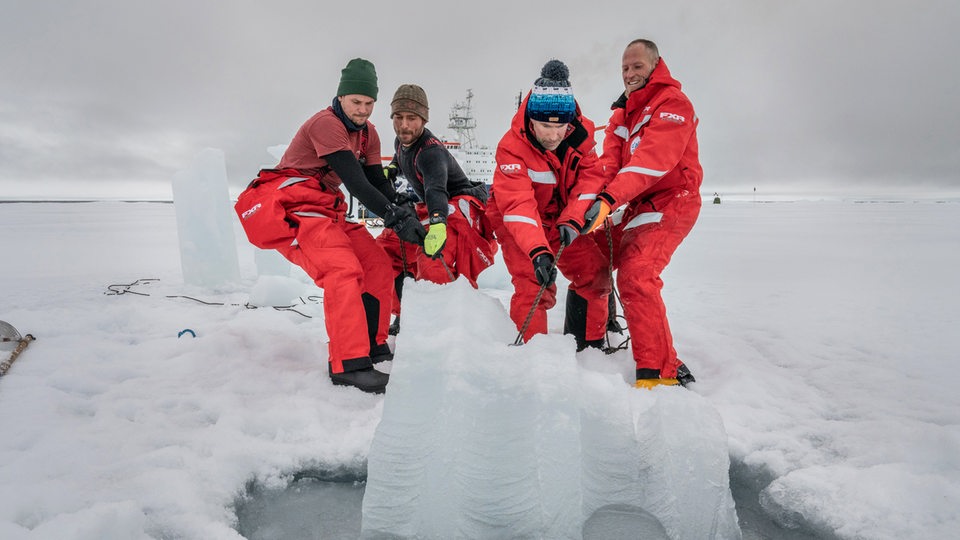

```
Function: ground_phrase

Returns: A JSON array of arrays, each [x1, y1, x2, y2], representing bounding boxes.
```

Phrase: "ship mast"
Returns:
[[447, 89, 478, 150]]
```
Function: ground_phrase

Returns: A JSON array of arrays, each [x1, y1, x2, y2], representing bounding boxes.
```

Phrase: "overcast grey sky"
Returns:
[[2, 0, 958, 199]]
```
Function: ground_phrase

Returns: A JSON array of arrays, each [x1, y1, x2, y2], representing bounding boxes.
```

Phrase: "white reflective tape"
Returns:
[[504, 215, 539, 226], [578, 193, 597, 201], [527, 169, 557, 184], [623, 212, 663, 230], [618, 165, 668, 178], [613, 126, 629, 140], [458, 199, 474, 227], [279, 177, 309, 189], [609, 205, 627, 226], [631, 115, 652, 136], [292, 211, 328, 218]]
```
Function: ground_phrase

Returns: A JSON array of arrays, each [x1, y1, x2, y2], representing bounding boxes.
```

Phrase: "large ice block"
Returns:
[[361, 280, 741, 539], [171, 148, 240, 288]]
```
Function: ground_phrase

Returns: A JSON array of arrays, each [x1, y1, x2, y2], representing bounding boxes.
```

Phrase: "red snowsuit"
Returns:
[[260, 108, 394, 374], [486, 94, 610, 344], [598, 58, 702, 379]]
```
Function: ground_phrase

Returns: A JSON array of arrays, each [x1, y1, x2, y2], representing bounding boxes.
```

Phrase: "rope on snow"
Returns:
[[104, 278, 322, 318]]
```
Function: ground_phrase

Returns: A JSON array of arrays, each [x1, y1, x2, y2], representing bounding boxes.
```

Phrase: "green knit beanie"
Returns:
[[337, 58, 378, 100]]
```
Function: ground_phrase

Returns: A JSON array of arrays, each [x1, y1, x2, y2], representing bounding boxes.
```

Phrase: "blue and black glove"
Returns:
[[532, 253, 557, 287]]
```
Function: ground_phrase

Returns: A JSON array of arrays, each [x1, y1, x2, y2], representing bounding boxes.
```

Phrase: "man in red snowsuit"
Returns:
[[241, 58, 425, 394], [376, 84, 497, 335], [486, 60, 610, 347], [583, 39, 702, 389]]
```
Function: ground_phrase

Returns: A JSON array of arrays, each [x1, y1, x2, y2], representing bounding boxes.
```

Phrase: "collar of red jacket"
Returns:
[[508, 91, 593, 152], [625, 58, 681, 111]]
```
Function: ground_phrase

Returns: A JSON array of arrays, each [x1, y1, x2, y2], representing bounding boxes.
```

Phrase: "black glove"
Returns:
[[383, 163, 399, 182], [394, 190, 414, 207], [383, 203, 426, 245], [558, 224, 578, 247], [532, 253, 557, 287]]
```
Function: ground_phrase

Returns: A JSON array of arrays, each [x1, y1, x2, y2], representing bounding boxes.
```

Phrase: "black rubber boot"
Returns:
[[330, 367, 389, 394], [676, 362, 696, 387], [370, 342, 394, 364]]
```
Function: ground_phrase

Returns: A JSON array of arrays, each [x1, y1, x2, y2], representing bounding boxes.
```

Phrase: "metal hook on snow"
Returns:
[[1, 320, 36, 377]]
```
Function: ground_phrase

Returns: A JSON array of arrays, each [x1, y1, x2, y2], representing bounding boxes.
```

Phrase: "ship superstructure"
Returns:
[[442, 89, 496, 187]]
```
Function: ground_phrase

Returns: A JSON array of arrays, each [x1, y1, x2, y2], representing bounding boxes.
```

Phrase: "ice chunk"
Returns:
[[254, 248, 291, 277], [171, 148, 240, 288], [583, 504, 669, 539], [580, 371, 742, 539], [361, 280, 741, 539], [246, 275, 308, 308]]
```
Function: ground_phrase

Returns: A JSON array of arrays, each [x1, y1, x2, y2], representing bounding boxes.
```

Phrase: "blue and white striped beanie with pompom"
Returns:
[[527, 59, 576, 124]]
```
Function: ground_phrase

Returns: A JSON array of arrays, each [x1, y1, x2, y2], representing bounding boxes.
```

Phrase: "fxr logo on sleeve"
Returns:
[[241, 203, 262, 220], [499, 163, 522, 173], [659, 112, 685, 124]]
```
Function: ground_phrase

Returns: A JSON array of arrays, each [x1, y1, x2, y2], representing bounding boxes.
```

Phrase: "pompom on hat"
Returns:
[[526, 59, 576, 124], [337, 58, 378, 100], [391, 84, 429, 121]]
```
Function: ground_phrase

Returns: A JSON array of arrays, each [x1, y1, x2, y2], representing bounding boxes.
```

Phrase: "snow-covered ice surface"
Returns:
[[1, 198, 958, 539]]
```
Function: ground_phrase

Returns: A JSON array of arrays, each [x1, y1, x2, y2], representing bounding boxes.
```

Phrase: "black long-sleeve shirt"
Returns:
[[325, 151, 397, 218], [391, 128, 487, 222]]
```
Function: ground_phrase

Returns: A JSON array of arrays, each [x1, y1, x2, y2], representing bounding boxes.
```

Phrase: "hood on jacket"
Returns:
[[614, 58, 682, 110], [510, 92, 596, 156]]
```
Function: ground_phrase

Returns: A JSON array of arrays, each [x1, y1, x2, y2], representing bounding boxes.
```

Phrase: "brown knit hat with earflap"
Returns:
[[391, 84, 429, 121]]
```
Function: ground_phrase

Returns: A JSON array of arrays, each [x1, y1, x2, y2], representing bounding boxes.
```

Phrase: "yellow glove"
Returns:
[[635, 378, 680, 390], [424, 222, 447, 259], [583, 200, 612, 234]]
